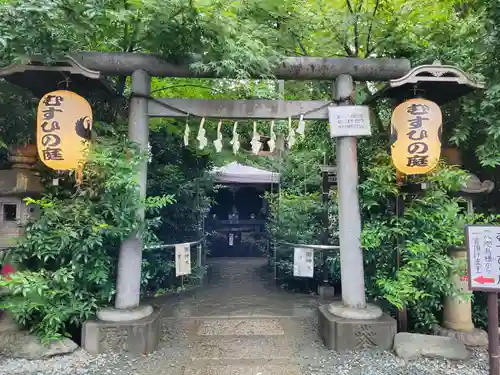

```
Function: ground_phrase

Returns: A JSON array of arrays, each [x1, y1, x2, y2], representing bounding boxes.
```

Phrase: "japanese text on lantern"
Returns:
[[39, 94, 64, 162], [406, 103, 430, 169], [36, 90, 93, 171], [390, 98, 442, 175], [466, 225, 500, 292]]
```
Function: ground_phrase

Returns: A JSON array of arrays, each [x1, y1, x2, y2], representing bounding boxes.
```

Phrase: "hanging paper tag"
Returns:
[[175, 243, 191, 276], [296, 114, 306, 137], [293, 247, 314, 278], [250, 121, 263, 154], [197, 117, 208, 150]]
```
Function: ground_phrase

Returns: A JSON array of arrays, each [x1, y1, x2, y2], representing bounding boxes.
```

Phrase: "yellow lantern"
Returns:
[[390, 98, 442, 175], [36, 90, 92, 171]]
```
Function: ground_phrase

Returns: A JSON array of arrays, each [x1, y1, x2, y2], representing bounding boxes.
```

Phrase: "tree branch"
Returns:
[[290, 30, 309, 56], [365, 0, 380, 57], [317, 3, 353, 57], [297, 38, 309, 56], [122, 0, 130, 52], [345, 0, 354, 13], [346, 0, 360, 56], [335, 34, 354, 56]]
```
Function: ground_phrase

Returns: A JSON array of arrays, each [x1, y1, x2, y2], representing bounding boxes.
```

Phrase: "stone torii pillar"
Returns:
[[114, 69, 151, 312], [82, 70, 161, 355], [318, 74, 397, 351]]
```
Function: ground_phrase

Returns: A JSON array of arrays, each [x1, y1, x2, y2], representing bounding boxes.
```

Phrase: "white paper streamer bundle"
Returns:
[[296, 114, 306, 137], [213, 119, 223, 152], [197, 117, 208, 150], [250, 121, 263, 154], [183, 117, 190, 146], [230, 121, 240, 154], [268, 120, 276, 153], [287, 116, 296, 149]]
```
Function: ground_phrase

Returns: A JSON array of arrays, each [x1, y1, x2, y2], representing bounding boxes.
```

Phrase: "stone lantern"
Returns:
[[0, 146, 78, 360], [433, 174, 493, 346], [0, 144, 44, 251]]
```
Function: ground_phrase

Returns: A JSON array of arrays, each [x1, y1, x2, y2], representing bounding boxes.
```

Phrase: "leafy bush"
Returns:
[[0, 136, 173, 342], [359, 151, 467, 328], [147, 126, 213, 244], [360, 151, 500, 331], [137, 126, 213, 297], [266, 143, 498, 331], [266, 191, 340, 290]]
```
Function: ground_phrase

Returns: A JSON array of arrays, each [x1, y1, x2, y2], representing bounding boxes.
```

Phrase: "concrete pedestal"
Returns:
[[317, 285, 335, 301], [433, 325, 487, 347], [442, 247, 474, 331], [0, 310, 20, 333], [318, 304, 397, 351], [82, 307, 161, 354]]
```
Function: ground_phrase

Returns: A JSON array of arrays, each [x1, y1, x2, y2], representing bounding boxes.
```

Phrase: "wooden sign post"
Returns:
[[465, 224, 500, 375]]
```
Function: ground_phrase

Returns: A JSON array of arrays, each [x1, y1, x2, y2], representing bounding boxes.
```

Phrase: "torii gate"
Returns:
[[0, 53, 481, 354]]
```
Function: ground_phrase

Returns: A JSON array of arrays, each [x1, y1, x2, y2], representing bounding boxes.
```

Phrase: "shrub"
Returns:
[[0, 136, 173, 342]]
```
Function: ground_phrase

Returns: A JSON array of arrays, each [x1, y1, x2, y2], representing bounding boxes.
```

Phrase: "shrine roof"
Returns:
[[210, 162, 279, 184]]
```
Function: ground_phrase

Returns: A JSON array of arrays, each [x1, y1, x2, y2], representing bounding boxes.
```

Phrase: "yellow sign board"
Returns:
[[36, 90, 92, 171], [390, 98, 442, 175]]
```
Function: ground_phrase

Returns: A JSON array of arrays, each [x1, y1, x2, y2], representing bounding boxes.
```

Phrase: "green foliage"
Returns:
[[0, 80, 35, 148], [360, 154, 465, 328], [0, 0, 284, 77], [266, 188, 340, 289], [267, 192, 325, 244], [147, 124, 213, 243], [0, 136, 173, 342], [138, 125, 213, 296]]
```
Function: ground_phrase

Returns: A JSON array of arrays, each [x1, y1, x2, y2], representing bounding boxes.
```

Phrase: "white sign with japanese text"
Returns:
[[328, 105, 372, 138], [175, 243, 192, 277], [465, 225, 500, 292], [293, 247, 314, 278]]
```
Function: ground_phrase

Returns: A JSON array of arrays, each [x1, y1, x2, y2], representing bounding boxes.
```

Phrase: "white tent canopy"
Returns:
[[209, 162, 280, 184]]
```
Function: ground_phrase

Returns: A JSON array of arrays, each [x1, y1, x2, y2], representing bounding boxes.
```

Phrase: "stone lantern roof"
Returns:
[[458, 174, 494, 196]]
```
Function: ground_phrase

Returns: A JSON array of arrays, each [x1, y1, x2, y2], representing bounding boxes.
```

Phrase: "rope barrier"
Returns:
[[275, 241, 340, 251], [145, 237, 205, 251]]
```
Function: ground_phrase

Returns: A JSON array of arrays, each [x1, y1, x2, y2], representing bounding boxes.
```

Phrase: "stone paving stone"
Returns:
[[183, 364, 302, 375], [191, 336, 293, 360], [196, 319, 285, 336]]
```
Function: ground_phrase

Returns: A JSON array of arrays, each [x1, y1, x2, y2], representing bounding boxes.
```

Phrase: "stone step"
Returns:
[[196, 318, 285, 336], [190, 336, 293, 361]]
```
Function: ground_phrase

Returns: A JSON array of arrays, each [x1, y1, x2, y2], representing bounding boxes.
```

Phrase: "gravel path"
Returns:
[[0, 316, 490, 375], [0, 344, 489, 375], [0, 258, 490, 375]]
